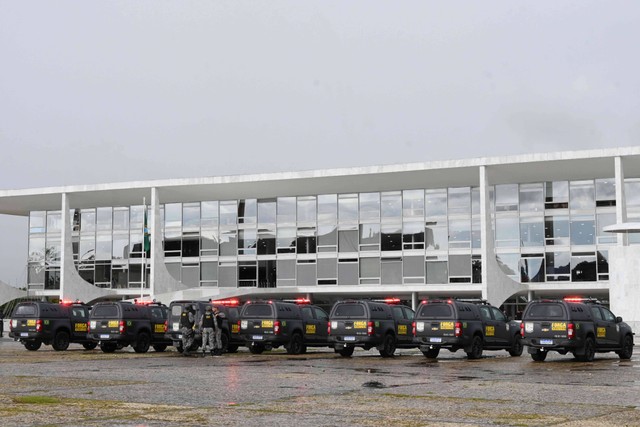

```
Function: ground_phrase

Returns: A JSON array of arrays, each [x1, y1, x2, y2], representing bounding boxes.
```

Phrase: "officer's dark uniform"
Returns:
[[179, 308, 195, 355], [199, 306, 216, 356]]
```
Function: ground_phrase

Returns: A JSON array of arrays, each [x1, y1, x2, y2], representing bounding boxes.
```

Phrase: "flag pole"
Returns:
[[142, 197, 146, 299]]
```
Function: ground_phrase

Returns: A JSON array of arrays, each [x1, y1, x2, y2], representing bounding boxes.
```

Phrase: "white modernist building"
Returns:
[[1, 147, 640, 329]]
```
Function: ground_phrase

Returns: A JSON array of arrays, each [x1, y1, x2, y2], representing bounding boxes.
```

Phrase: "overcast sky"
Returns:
[[1, 1, 639, 286]]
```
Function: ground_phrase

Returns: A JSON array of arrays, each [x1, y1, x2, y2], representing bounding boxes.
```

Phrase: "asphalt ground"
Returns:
[[0, 337, 639, 426]]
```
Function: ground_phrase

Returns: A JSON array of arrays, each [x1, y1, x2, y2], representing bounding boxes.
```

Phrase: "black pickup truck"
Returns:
[[9, 300, 96, 351], [521, 298, 634, 362]]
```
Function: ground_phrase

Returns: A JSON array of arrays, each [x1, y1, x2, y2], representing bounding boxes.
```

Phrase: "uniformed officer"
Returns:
[[199, 305, 216, 357], [179, 305, 196, 356], [212, 306, 226, 356]]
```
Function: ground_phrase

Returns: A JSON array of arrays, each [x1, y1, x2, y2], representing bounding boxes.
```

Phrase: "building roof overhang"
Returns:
[[2, 147, 640, 216]]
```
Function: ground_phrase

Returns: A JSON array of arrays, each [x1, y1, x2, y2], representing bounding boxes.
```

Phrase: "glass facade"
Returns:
[[26, 178, 620, 291]]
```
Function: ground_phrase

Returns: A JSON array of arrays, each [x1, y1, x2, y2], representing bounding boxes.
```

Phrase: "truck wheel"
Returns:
[[286, 333, 304, 355], [378, 334, 397, 358], [618, 335, 634, 360], [153, 344, 168, 352], [24, 341, 42, 351], [508, 334, 523, 357], [100, 342, 117, 353], [466, 335, 483, 359], [83, 342, 98, 350], [338, 346, 355, 357], [576, 337, 595, 362], [133, 332, 150, 353], [422, 347, 440, 359], [249, 343, 265, 354], [221, 333, 230, 353], [226, 344, 239, 353], [531, 349, 547, 362], [52, 331, 70, 351]]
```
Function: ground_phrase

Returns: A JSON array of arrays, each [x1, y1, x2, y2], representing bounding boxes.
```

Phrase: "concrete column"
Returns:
[[411, 292, 418, 311]]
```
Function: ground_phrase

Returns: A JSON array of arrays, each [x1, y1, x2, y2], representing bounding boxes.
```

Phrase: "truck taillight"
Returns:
[[163, 320, 168, 333], [520, 322, 524, 338], [10, 319, 17, 331], [274, 320, 281, 335], [327, 321, 331, 335], [367, 321, 374, 336], [454, 322, 462, 337], [36, 319, 43, 333], [119, 320, 125, 334], [412, 321, 416, 336], [567, 323, 575, 340], [87, 322, 91, 333]]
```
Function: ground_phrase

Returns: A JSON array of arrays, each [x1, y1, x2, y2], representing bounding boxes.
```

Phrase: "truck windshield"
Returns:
[[92, 305, 119, 318], [526, 304, 565, 319], [243, 304, 274, 318], [417, 304, 453, 319], [332, 304, 365, 318]]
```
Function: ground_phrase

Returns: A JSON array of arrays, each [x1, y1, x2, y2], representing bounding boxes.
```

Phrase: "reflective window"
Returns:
[[495, 184, 518, 212], [571, 253, 596, 282], [545, 181, 569, 209], [164, 203, 182, 228], [219, 230, 237, 256], [29, 235, 45, 262], [183, 203, 201, 229], [96, 234, 111, 260], [403, 256, 424, 279], [519, 183, 544, 212], [257, 199, 276, 224], [546, 251, 570, 281], [426, 257, 448, 284], [130, 205, 144, 227], [360, 223, 380, 251], [381, 192, 402, 220], [495, 217, 519, 247], [277, 197, 296, 224], [338, 194, 359, 223], [200, 229, 218, 255], [381, 224, 402, 251], [112, 234, 128, 259], [296, 228, 316, 254], [317, 225, 337, 251], [164, 230, 181, 257], [238, 261, 257, 287], [520, 217, 544, 247], [97, 207, 112, 231], [257, 230, 276, 255], [570, 180, 595, 210], [338, 229, 358, 253], [359, 193, 380, 222], [403, 189, 424, 218], [360, 257, 380, 278], [277, 227, 296, 253], [597, 213, 616, 244], [448, 187, 471, 215], [238, 199, 257, 224], [545, 215, 570, 245], [597, 250, 609, 280], [425, 189, 447, 217], [449, 254, 471, 281], [258, 260, 277, 288], [30, 211, 46, 233], [402, 222, 424, 250], [595, 179, 615, 206], [570, 215, 595, 245], [425, 220, 448, 251], [471, 188, 480, 216], [297, 197, 317, 223], [520, 255, 545, 282], [219, 201, 238, 226], [201, 201, 219, 228], [318, 194, 337, 224], [238, 229, 257, 255], [81, 209, 96, 233], [381, 258, 402, 285], [448, 218, 471, 248], [496, 253, 519, 280], [46, 211, 62, 233], [113, 208, 129, 231]]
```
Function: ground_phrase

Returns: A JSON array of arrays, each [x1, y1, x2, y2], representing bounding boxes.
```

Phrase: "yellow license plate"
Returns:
[[597, 327, 606, 338], [75, 323, 88, 332], [440, 321, 454, 330], [306, 324, 316, 334], [262, 320, 274, 328], [27, 319, 36, 326], [353, 321, 367, 329], [154, 324, 165, 333], [551, 322, 566, 331], [231, 324, 239, 333], [398, 324, 407, 335], [108, 320, 119, 328], [485, 325, 495, 337]]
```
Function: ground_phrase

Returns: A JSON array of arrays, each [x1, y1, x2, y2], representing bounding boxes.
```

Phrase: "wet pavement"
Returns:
[[0, 337, 639, 426]]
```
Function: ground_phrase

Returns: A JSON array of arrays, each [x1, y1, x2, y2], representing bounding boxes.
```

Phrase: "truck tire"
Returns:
[[576, 336, 595, 362], [508, 334, 523, 357], [249, 343, 265, 354], [133, 332, 150, 353], [466, 335, 483, 359], [24, 341, 42, 351], [338, 346, 355, 357], [52, 330, 70, 351], [422, 347, 440, 359], [378, 334, 397, 358], [100, 342, 118, 353], [286, 332, 304, 355], [153, 344, 168, 352], [531, 349, 547, 362], [618, 334, 634, 360], [83, 342, 98, 350]]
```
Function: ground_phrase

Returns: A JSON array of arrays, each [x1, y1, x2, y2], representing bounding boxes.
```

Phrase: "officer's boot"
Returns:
[[202, 349, 206, 358], [210, 349, 215, 357]]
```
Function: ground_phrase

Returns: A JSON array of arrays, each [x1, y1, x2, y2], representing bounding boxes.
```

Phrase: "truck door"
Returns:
[[70, 306, 89, 340], [478, 305, 496, 345], [489, 307, 511, 346], [590, 306, 610, 347], [599, 307, 620, 348]]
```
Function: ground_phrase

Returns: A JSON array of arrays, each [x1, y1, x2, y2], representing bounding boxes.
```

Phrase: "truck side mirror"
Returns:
[[616, 316, 623, 323]]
